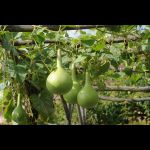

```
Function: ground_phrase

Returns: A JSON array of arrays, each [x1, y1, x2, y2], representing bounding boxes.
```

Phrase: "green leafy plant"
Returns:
[[0, 25, 150, 125]]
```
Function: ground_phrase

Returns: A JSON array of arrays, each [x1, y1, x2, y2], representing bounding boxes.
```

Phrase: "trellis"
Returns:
[[0, 25, 150, 102], [0, 25, 150, 125]]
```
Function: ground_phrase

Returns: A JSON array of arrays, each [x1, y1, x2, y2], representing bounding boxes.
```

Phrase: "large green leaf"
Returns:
[[74, 55, 86, 63], [30, 89, 54, 118], [71, 38, 80, 46], [6, 61, 28, 83], [14, 32, 23, 39], [93, 41, 105, 51], [47, 32, 56, 39], [6, 59, 15, 78], [62, 55, 72, 64], [130, 74, 142, 84], [1, 33, 18, 56], [15, 64, 28, 82], [81, 39, 95, 47], [35, 63, 44, 69], [33, 34, 45, 44]]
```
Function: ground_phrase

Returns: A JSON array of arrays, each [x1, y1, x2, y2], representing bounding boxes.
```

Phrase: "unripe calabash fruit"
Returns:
[[46, 49, 73, 94], [77, 71, 98, 108], [11, 93, 29, 125], [64, 63, 81, 104]]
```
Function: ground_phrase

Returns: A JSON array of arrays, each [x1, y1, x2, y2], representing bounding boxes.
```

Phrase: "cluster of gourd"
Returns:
[[10, 49, 98, 125], [46, 49, 98, 108]]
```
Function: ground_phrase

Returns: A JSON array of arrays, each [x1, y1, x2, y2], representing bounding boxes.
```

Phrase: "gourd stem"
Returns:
[[85, 71, 91, 85], [77, 104, 84, 125], [82, 108, 87, 125], [60, 95, 71, 125], [17, 93, 21, 107], [72, 63, 77, 82], [57, 49, 62, 68]]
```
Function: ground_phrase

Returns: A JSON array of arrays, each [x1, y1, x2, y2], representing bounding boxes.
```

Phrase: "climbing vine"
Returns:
[[0, 25, 150, 125]]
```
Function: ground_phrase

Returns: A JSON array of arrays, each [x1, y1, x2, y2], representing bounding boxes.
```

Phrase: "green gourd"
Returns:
[[46, 49, 73, 94], [77, 71, 98, 108], [3, 99, 15, 122], [64, 63, 81, 104], [11, 93, 29, 125]]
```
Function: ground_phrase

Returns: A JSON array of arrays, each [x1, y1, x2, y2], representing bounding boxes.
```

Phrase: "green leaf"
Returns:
[[2, 36, 18, 56], [93, 41, 105, 51], [14, 32, 22, 39], [112, 73, 120, 78], [55, 33, 64, 41], [47, 32, 56, 39], [62, 56, 72, 64], [141, 64, 148, 72], [2, 32, 13, 41], [35, 63, 44, 69], [32, 27, 46, 36], [17, 73, 27, 83], [6, 61, 28, 83], [144, 39, 150, 52], [98, 62, 110, 75], [130, 74, 142, 84], [15, 64, 28, 82], [30, 89, 54, 118], [81, 39, 95, 46], [111, 59, 119, 70], [31, 70, 47, 89], [141, 31, 150, 39], [124, 67, 133, 76], [33, 35, 45, 44], [6, 60, 16, 78], [36, 28, 45, 35], [71, 38, 80, 46], [74, 55, 86, 63], [98, 80, 106, 89]]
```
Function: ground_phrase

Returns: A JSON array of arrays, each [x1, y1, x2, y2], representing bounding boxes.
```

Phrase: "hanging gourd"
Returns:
[[46, 49, 73, 94], [77, 71, 98, 108], [11, 93, 29, 125], [64, 63, 81, 104]]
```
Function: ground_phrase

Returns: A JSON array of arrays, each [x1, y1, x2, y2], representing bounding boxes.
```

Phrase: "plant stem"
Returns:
[[83, 108, 87, 125], [17, 93, 21, 107], [72, 63, 78, 82], [68, 104, 74, 122], [80, 107, 86, 125], [57, 49, 62, 68], [60, 95, 71, 125], [77, 104, 83, 125], [85, 71, 91, 86]]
